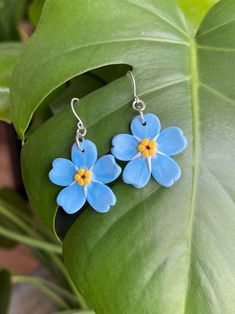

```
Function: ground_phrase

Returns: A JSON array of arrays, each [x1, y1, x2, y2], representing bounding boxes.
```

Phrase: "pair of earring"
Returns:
[[49, 72, 187, 214]]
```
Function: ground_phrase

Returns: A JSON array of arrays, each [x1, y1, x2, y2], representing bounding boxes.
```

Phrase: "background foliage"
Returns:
[[176, 0, 219, 29]]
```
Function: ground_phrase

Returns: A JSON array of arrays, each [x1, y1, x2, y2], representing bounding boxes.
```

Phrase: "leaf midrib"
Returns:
[[183, 31, 235, 312], [182, 36, 200, 313]]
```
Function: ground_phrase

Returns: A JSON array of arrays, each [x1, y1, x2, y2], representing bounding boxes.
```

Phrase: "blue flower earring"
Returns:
[[111, 72, 187, 188], [49, 98, 121, 214]]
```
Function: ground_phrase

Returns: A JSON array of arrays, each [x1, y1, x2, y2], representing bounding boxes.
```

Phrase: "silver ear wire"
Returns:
[[127, 71, 146, 125], [71, 98, 87, 151]]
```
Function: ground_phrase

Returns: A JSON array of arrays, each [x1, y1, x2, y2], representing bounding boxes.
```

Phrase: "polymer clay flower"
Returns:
[[49, 140, 121, 214], [112, 113, 187, 188]]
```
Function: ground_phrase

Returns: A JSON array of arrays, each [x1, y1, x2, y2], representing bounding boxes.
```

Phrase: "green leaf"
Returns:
[[53, 311, 95, 314], [0, 269, 11, 314], [0, 43, 24, 122], [0, 88, 10, 122], [28, 0, 46, 27], [12, 0, 235, 312], [176, 0, 219, 29], [0, 188, 28, 212], [49, 73, 104, 115], [11, 0, 189, 139], [0, 0, 26, 41], [0, 188, 30, 247], [25, 71, 106, 139]]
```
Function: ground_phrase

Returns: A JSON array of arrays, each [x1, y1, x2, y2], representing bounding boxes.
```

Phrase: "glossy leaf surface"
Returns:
[[11, 0, 235, 313]]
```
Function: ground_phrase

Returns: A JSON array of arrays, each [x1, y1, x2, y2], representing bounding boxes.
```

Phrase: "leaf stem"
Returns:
[[0, 200, 57, 243], [0, 202, 40, 237], [0, 201, 87, 308], [51, 257, 88, 310], [0, 225, 62, 254], [12, 275, 70, 310], [52, 310, 95, 314]]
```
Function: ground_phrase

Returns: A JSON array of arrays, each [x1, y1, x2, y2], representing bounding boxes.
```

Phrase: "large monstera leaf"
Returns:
[[11, 0, 235, 313]]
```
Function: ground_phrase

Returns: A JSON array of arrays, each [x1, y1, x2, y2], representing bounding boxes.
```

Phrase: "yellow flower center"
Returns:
[[74, 168, 92, 186], [137, 138, 157, 157]]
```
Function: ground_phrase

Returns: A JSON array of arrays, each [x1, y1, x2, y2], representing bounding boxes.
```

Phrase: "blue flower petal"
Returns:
[[57, 183, 86, 214], [111, 134, 139, 161], [93, 155, 121, 184], [151, 154, 181, 187], [71, 139, 97, 169], [123, 156, 151, 188], [157, 127, 187, 156], [87, 182, 116, 213], [49, 158, 76, 186], [131, 113, 161, 139]]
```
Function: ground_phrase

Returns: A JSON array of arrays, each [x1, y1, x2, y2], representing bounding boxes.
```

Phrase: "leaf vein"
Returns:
[[197, 17, 235, 38], [125, 0, 189, 39], [202, 163, 235, 206], [199, 82, 235, 107], [84, 77, 190, 129], [192, 256, 221, 310], [197, 45, 235, 52]]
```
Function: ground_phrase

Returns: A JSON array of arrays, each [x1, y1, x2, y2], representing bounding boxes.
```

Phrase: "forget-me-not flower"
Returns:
[[111, 113, 187, 188], [49, 140, 121, 213]]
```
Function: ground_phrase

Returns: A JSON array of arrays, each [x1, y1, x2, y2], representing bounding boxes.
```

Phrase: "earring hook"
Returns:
[[127, 71, 137, 98], [71, 98, 87, 151], [71, 97, 81, 121], [127, 71, 146, 125]]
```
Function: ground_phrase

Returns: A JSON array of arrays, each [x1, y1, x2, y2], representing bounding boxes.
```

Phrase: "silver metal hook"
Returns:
[[71, 97, 81, 121], [71, 98, 87, 151], [127, 71, 146, 125], [127, 71, 137, 98]]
